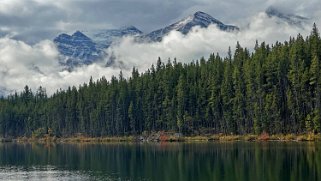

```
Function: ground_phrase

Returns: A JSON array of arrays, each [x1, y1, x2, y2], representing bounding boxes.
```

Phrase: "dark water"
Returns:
[[0, 142, 320, 181]]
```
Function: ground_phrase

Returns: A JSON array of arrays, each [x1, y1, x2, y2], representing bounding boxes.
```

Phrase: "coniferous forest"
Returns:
[[0, 25, 320, 137]]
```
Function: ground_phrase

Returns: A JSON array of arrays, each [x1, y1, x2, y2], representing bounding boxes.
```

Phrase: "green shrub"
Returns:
[[32, 128, 46, 138]]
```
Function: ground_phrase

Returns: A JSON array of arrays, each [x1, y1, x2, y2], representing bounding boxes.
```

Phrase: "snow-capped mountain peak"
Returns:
[[53, 11, 239, 67], [144, 11, 239, 41]]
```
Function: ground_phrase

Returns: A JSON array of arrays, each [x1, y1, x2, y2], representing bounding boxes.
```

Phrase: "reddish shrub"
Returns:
[[258, 131, 270, 141], [159, 131, 169, 142]]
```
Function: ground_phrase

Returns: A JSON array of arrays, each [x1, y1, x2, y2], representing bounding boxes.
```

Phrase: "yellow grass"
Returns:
[[3, 133, 321, 143]]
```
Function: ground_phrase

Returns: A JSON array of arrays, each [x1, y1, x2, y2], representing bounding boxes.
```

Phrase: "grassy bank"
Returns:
[[1, 132, 321, 143], [184, 133, 321, 142], [13, 135, 136, 143]]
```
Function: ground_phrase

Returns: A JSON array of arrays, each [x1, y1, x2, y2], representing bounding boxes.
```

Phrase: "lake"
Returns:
[[0, 142, 320, 181]]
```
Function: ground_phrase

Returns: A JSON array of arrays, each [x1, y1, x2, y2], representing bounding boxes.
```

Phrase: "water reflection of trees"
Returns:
[[0, 142, 320, 181]]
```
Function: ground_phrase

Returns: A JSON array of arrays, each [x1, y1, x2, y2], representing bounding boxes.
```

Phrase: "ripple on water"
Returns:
[[0, 166, 120, 181]]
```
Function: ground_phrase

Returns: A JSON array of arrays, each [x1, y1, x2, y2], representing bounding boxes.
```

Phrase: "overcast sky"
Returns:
[[0, 0, 320, 43], [0, 0, 321, 95]]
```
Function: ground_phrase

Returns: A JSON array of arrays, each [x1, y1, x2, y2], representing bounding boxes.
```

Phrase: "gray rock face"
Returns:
[[54, 26, 143, 67], [54, 31, 100, 66], [265, 7, 308, 26]]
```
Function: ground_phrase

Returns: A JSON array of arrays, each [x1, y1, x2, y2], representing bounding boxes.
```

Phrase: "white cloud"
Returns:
[[0, 1, 320, 96], [106, 12, 314, 69], [0, 38, 123, 96], [0, 0, 319, 43]]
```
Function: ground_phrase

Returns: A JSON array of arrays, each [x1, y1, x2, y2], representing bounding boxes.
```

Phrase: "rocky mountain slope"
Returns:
[[53, 11, 239, 67], [144, 11, 239, 41]]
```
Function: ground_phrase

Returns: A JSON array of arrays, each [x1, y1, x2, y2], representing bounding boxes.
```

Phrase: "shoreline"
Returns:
[[1, 133, 321, 143]]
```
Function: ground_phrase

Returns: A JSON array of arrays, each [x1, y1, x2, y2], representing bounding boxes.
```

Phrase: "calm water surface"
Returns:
[[0, 142, 320, 181]]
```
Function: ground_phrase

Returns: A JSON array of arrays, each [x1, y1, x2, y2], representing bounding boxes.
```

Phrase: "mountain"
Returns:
[[84, 26, 143, 49], [53, 12, 238, 66], [144, 11, 239, 41], [265, 7, 308, 27], [54, 31, 100, 66], [54, 26, 143, 67]]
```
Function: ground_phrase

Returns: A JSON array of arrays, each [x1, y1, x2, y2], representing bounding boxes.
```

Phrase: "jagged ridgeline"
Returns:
[[53, 11, 238, 68], [0, 24, 320, 137]]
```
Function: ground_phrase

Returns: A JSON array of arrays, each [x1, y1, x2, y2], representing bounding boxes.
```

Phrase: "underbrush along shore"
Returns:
[[1, 132, 320, 143]]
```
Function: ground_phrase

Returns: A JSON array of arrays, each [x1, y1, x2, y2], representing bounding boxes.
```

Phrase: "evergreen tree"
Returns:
[[0, 25, 320, 137]]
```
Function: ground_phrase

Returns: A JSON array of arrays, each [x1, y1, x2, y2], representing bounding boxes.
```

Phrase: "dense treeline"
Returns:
[[0, 25, 321, 137]]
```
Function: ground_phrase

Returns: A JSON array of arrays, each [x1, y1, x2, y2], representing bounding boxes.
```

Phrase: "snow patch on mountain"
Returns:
[[53, 11, 239, 67], [143, 11, 239, 41], [53, 31, 100, 67], [84, 26, 143, 49], [53, 26, 143, 68]]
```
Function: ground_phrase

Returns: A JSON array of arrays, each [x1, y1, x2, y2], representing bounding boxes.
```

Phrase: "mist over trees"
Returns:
[[0, 24, 320, 137]]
